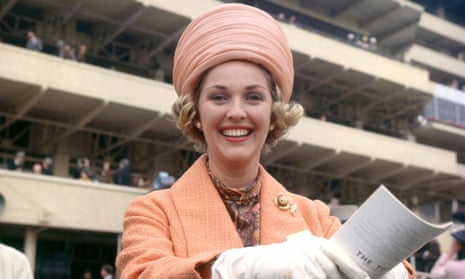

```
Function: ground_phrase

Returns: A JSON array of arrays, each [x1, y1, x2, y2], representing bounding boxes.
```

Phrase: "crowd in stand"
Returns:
[[346, 32, 378, 51], [445, 51, 465, 92], [6, 150, 53, 176], [2, 150, 153, 188], [25, 30, 88, 63], [10, 15, 464, 94], [71, 156, 137, 187], [274, 10, 379, 52]]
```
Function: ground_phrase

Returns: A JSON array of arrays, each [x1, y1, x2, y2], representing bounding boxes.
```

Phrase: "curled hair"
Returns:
[[172, 95, 303, 153], [267, 99, 303, 151], [171, 64, 304, 152], [172, 94, 205, 150]]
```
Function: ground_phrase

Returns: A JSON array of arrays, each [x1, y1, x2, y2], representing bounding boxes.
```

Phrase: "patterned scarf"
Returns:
[[206, 159, 262, 247]]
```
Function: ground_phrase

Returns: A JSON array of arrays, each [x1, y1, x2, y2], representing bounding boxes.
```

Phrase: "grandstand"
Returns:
[[0, 0, 464, 277]]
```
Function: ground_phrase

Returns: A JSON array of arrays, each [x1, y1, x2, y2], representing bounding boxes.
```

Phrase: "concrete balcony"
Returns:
[[0, 169, 146, 233], [417, 13, 465, 53], [0, 43, 463, 199], [404, 44, 465, 79]]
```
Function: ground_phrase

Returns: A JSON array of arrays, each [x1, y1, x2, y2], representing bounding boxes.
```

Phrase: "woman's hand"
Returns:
[[212, 231, 369, 279]]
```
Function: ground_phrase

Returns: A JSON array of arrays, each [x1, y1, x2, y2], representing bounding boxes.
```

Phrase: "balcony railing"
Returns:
[[423, 83, 465, 128]]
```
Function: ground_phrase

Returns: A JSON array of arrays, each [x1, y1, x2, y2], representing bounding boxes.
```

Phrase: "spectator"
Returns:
[[431, 224, 465, 279], [57, 40, 76, 61], [359, 35, 370, 49], [78, 157, 97, 181], [25, 31, 42, 51], [99, 161, 113, 184], [414, 239, 441, 273], [369, 36, 377, 51], [79, 170, 91, 182], [100, 264, 114, 279], [32, 163, 42, 175], [113, 158, 131, 186], [288, 14, 297, 25], [41, 157, 53, 175], [83, 269, 94, 279], [62, 43, 76, 61], [56, 39, 64, 56], [7, 151, 26, 172], [151, 171, 176, 190], [132, 174, 145, 187], [0, 243, 33, 279], [457, 51, 465, 61], [347, 32, 355, 44], [449, 79, 459, 89], [77, 44, 88, 62]]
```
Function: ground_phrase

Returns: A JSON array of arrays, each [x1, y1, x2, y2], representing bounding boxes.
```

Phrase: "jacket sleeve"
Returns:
[[115, 193, 221, 279], [294, 196, 342, 238]]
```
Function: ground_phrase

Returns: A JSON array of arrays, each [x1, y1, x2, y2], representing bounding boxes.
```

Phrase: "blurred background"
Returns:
[[0, 0, 464, 278]]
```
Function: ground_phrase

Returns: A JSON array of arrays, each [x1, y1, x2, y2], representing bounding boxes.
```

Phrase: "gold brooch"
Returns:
[[274, 192, 297, 216]]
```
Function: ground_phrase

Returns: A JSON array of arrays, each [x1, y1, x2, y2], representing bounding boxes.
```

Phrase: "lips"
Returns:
[[221, 128, 251, 137]]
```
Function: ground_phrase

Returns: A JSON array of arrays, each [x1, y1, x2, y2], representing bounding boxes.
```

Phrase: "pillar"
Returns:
[[53, 153, 69, 178], [24, 228, 38, 273]]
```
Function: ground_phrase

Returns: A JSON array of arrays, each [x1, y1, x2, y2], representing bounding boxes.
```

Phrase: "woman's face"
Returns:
[[197, 61, 273, 165]]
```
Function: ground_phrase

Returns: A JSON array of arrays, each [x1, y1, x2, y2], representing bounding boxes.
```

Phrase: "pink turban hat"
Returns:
[[172, 3, 294, 102]]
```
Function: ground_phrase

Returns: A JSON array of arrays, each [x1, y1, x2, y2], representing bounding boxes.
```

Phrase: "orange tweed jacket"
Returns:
[[116, 155, 414, 278]]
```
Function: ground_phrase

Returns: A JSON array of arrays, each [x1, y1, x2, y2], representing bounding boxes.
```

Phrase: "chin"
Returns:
[[222, 149, 259, 163]]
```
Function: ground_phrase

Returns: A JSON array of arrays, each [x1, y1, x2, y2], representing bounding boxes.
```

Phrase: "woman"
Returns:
[[431, 225, 465, 279], [116, 3, 413, 278]]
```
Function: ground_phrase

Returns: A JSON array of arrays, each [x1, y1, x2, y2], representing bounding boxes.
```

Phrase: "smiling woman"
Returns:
[[115, 3, 414, 279], [196, 61, 274, 186]]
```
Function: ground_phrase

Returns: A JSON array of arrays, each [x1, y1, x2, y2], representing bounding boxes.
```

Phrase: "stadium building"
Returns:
[[0, 0, 464, 277]]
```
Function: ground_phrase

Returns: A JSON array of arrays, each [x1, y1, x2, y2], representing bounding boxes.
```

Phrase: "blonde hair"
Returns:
[[171, 65, 303, 152]]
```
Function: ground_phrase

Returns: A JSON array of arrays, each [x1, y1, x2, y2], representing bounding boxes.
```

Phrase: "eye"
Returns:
[[208, 92, 228, 103], [246, 92, 265, 102]]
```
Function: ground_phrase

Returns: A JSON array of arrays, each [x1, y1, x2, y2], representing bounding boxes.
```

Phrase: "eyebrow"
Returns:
[[204, 84, 226, 90], [245, 84, 268, 90], [204, 84, 268, 90]]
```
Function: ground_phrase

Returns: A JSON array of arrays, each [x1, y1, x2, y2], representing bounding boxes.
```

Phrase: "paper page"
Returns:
[[330, 185, 452, 278]]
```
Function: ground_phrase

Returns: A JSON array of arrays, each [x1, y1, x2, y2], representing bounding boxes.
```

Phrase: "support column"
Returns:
[[24, 228, 38, 273], [116, 233, 122, 279], [54, 153, 69, 178]]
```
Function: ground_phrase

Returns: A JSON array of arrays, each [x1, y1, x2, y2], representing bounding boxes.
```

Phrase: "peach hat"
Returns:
[[172, 3, 294, 102]]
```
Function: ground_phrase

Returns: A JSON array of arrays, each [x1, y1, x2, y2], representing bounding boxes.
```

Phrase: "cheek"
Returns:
[[198, 104, 220, 125], [197, 103, 209, 122], [252, 109, 272, 129]]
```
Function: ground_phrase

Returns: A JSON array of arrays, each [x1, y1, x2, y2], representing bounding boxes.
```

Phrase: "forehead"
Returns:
[[202, 60, 269, 84]]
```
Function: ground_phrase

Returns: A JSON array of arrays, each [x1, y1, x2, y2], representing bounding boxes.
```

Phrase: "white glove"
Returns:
[[212, 230, 369, 279], [378, 262, 409, 279]]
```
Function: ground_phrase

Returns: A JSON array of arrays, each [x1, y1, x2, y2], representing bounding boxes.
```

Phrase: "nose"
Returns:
[[226, 99, 246, 121]]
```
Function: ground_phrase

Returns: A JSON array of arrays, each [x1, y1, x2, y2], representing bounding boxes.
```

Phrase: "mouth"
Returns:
[[220, 128, 251, 137]]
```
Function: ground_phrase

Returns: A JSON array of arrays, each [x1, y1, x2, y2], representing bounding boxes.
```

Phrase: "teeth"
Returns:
[[222, 129, 249, 137]]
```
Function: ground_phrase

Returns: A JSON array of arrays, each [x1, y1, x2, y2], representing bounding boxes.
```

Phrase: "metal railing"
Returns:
[[422, 83, 465, 128]]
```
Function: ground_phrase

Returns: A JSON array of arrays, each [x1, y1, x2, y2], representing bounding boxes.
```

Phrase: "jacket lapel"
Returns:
[[170, 155, 243, 256]]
